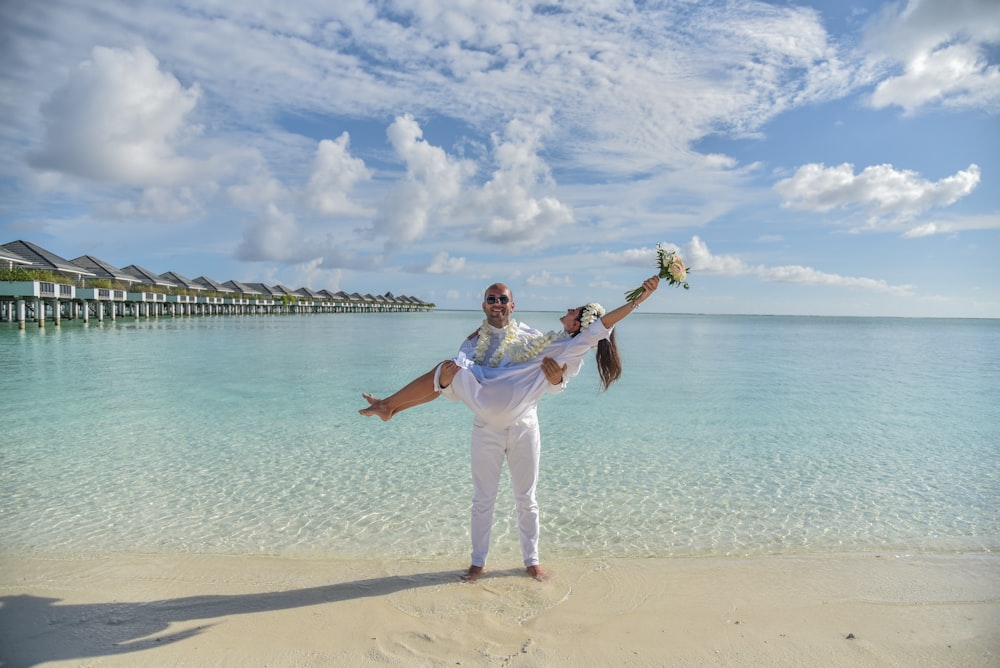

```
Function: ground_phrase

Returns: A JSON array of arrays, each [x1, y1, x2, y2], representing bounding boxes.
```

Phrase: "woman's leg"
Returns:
[[359, 363, 447, 421]]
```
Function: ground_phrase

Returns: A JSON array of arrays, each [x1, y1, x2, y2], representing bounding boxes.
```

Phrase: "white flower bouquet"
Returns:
[[625, 243, 690, 303]]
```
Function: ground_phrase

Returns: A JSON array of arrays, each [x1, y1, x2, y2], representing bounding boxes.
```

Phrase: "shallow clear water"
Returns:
[[1, 312, 997, 561]]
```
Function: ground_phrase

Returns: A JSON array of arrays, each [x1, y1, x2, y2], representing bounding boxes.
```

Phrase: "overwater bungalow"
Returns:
[[66, 255, 136, 320], [0, 240, 90, 324], [2, 246, 35, 270], [3, 240, 93, 282], [2, 239, 433, 327], [192, 275, 232, 294], [245, 282, 278, 297], [218, 280, 265, 313], [121, 264, 175, 289], [222, 279, 261, 296], [294, 286, 322, 300], [160, 271, 203, 292], [152, 271, 205, 314], [71, 255, 139, 285], [269, 283, 296, 298]]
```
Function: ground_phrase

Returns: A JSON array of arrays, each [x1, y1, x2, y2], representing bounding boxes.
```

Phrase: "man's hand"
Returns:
[[541, 356, 568, 385]]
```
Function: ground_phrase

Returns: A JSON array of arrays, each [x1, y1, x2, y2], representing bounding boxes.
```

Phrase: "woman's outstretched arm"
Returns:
[[600, 275, 659, 329]]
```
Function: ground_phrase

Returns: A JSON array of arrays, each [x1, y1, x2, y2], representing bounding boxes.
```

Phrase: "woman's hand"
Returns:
[[634, 275, 660, 305]]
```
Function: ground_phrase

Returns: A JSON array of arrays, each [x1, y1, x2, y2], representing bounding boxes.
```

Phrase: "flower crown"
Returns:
[[580, 303, 605, 330]]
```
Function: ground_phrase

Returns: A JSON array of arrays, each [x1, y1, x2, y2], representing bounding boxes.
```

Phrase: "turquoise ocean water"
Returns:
[[1, 312, 998, 564]]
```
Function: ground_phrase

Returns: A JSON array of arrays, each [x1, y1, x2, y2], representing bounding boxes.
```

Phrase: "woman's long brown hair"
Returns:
[[573, 307, 622, 391], [595, 329, 621, 390]]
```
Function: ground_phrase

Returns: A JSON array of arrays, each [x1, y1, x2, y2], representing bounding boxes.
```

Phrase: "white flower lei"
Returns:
[[471, 320, 572, 366], [580, 303, 605, 330], [472, 319, 520, 367], [507, 330, 570, 364]]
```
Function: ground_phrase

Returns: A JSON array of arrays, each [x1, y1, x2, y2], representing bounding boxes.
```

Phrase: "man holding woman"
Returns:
[[360, 276, 660, 581]]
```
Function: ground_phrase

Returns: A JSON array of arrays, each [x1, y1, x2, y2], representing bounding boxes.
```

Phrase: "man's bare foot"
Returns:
[[526, 565, 550, 581], [460, 565, 484, 582], [358, 393, 392, 420]]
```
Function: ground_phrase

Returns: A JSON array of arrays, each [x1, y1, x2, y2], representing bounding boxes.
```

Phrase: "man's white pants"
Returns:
[[469, 411, 541, 568]]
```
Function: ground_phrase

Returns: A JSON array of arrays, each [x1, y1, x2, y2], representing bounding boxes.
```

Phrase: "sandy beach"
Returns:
[[1, 551, 997, 667]]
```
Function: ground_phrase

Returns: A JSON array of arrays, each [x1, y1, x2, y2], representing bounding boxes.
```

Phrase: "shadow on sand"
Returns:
[[0, 569, 465, 667]]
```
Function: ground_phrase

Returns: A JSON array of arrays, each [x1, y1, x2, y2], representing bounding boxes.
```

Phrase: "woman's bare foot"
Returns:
[[526, 565, 550, 581], [460, 565, 484, 582], [358, 393, 393, 420]]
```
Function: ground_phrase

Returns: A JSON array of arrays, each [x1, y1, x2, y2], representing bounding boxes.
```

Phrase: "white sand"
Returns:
[[1, 551, 997, 667]]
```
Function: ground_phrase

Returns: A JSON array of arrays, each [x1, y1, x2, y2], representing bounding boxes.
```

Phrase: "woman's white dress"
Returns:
[[439, 319, 612, 427]]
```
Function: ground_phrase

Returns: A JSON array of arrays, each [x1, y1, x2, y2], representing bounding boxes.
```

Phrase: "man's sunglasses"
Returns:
[[485, 295, 510, 305]]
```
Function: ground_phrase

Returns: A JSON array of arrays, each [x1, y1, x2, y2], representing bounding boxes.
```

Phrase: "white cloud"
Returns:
[[236, 204, 305, 263], [774, 162, 980, 222], [28, 45, 204, 186], [690, 236, 913, 295], [291, 258, 342, 293], [902, 222, 947, 238], [6, 3, 860, 229], [220, 144, 289, 209], [425, 251, 466, 274], [233, 217, 387, 273], [100, 186, 205, 221], [902, 212, 1000, 237], [684, 237, 754, 275], [305, 133, 373, 217], [228, 173, 289, 209], [0, 2, 872, 192], [610, 244, 683, 269], [608, 236, 912, 295], [371, 114, 475, 251], [755, 264, 913, 295], [525, 270, 573, 288], [468, 116, 574, 245], [864, 0, 1000, 114], [368, 114, 572, 252], [871, 41, 1000, 113]]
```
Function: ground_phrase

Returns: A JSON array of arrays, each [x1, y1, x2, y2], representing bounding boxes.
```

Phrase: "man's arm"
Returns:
[[458, 329, 479, 357]]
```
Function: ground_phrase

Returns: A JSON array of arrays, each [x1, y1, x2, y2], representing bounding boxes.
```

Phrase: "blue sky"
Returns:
[[1, 0, 997, 317]]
